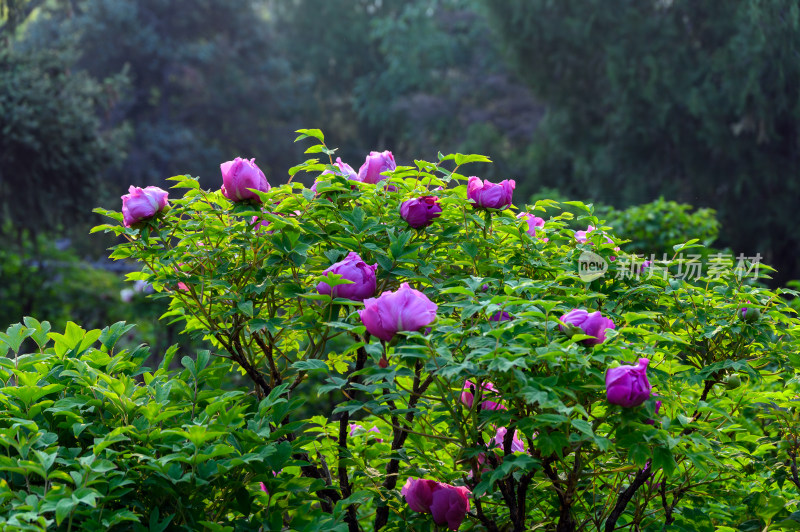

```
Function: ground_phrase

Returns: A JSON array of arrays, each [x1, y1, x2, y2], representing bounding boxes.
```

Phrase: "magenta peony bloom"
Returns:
[[573, 225, 594, 244], [316, 252, 377, 302], [349, 423, 383, 442], [311, 157, 360, 192], [250, 213, 274, 234], [467, 176, 515, 209], [358, 150, 396, 184], [400, 196, 443, 228], [402, 478, 471, 531], [121, 186, 169, 227], [326, 157, 358, 181], [635, 259, 653, 274], [491, 426, 526, 453], [559, 309, 615, 346], [430, 484, 471, 531], [574, 225, 620, 254], [402, 477, 439, 513], [220, 157, 270, 202], [358, 283, 437, 341], [605, 358, 652, 408], [489, 311, 512, 322], [461, 380, 506, 411], [472, 425, 527, 477], [517, 212, 546, 239]]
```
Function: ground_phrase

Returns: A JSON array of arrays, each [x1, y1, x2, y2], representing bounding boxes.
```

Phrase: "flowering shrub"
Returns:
[[4, 129, 800, 530]]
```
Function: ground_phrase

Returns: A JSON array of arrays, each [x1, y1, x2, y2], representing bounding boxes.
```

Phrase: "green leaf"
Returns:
[[652, 446, 677, 477], [453, 153, 492, 166], [55, 497, 77, 525], [570, 419, 594, 437], [294, 129, 325, 143], [0, 323, 33, 354], [755, 493, 786, 520], [292, 360, 328, 371], [149, 507, 174, 532]]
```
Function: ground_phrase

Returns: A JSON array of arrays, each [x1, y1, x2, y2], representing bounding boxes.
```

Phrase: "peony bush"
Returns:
[[3, 129, 800, 530]]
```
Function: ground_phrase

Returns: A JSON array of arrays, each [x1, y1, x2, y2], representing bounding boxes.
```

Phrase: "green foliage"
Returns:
[[0, 319, 314, 531], [602, 197, 720, 256], [77, 133, 800, 529]]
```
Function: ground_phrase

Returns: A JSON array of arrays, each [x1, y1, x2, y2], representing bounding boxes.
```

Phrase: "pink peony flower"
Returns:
[[400, 196, 443, 228], [574, 225, 620, 258], [402, 478, 471, 530], [466, 176, 515, 210], [517, 212, 547, 240], [310, 157, 360, 192], [605, 358, 652, 408], [220, 157, 270, 202], [489, 311, 512, 322], [358, 151, 396, 184], [317, 252, 378, 302], [358, 283, 437, 342], [121, 186, 169, 227], [349, 423, 383, 442], [461, 380, 506, 411], [559, 309, 615, 346]]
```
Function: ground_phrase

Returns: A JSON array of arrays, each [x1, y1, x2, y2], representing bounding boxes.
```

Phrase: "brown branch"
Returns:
[[373, 361, 434, 531], [659, 480, 682, 526], [604, 465, 652, 531], [254, 332, 282, 387], [789, 438, 800, 491], [471, 495, 500, 532], [229, 333, 271, 399], [543, 455, 577, 532], [339, 413, 360, 532], [681, 376, 718, 436]]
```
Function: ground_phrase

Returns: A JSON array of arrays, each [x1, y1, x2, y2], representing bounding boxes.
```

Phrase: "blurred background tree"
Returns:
[[2, 0, 800, 332], [483, 0, 800, 285]]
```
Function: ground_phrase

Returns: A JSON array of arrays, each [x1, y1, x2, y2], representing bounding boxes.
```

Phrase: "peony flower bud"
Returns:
[[740, 306, 760, 323], [402, 478, 471, 531], [489, 311, 511, 322], [358, 150, 396, 184], [316, 252, 377, 302], [516, 212, 546, 239], [311, 157, 361, 192], [400, 196, 443, 228], [559, 309, 615, 346], [460, 380, 506, 411], [467, 176, 515, 210], [605, 358, 652, 407], [358, 283, 437, 341], [220, 157, 270, 202], [430, 484, 471, 531], [491, 426, 526, 453], [574, 225, 620, 256], [349, 423, 383, 442], [121, 186, 169, 227], [402, 477, 439, 513]]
